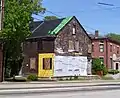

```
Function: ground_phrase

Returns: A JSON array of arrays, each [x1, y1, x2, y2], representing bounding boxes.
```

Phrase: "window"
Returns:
[[99, 44, 104, 52], [72, 28, 76, 35], [100, 57, 104, 64], [75, 41, 79, 51], [100, 40, 104, 43], [72, 24, 76, 35], [110, 45, 112, 52], [116, 63, 119, 70], [30, 58, 36, 69], [43, 58, 52, 70], [110, 58, 113, 69], [92, 44, 94, 52], [117, 47, 119, 54], [37, 41, 43, 50], [68, 40, 74, 50]]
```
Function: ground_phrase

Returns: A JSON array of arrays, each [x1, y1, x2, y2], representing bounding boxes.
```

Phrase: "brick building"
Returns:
[[90, 31, 120, 70]]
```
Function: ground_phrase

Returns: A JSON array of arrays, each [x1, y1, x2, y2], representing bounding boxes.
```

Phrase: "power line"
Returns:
[[46, 10, 62, 18], [98, 2, 114, 6], [33, 10, 108, 35], [44, 7, 120, 14]]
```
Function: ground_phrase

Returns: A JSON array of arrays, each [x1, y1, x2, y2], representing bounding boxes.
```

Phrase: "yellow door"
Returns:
[[38, 53, 54, 77]]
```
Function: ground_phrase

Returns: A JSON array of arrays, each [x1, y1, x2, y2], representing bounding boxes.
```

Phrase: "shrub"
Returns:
[[27, 74, 38, 81], [92, 58, 104, 71], [59, 78, 63, 81], [102, 76, 114, 80], [92, 58, 108, 76], [103, 66, 108, 75], [108, 70, 119, 75], [74, 76, 78, 80], [69, 77, 72, 80]]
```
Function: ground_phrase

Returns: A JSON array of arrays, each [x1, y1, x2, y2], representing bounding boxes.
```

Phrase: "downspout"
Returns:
[[106, 39, 108, 68]]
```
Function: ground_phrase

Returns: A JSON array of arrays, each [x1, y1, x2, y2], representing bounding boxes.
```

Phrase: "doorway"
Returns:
[[116, 63, 119, 70]]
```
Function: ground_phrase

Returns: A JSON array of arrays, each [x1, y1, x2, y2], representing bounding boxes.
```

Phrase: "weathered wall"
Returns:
[[54, 17, 91, 56]]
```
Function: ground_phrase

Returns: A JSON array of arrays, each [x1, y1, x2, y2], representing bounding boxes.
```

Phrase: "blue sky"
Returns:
[[33, 0, 120, 35]]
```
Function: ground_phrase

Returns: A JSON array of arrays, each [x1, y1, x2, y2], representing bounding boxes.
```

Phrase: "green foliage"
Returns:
[[92, 58, 104, 71], [102, 76, 114, 80], [103, 66, 108, 75], [27, 74, 38, 81], [59, 78, 63, 81], [44, 16, 58, 21], [1, 0, 45, 77], [92, 58, 107, 75], [106, 33, 120, 42], [108, 69, 119, 75], [74, 76, 78, 80]]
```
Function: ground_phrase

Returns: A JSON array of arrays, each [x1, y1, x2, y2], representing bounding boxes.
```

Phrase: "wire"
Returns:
[[46, 10, 62, 18], [33, 10, 108, 35], [98, 2, 114, 6]]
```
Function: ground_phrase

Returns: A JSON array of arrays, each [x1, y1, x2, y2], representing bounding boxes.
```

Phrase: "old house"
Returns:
[[22, 16, 92, 77], [90, 31, 120, 70]]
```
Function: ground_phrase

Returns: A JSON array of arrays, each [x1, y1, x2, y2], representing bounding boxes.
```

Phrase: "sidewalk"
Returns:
[[0, 80, 120, 95], [0, 80, 120, 89]]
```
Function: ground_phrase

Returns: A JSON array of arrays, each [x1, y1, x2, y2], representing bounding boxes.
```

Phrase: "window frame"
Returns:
[[43, 58, 52, 70]]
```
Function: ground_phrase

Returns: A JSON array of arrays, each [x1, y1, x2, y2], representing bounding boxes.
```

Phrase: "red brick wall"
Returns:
[[92, 39, 107, 67], [92, 38, 120, 69], [107, 41, 120, 69]]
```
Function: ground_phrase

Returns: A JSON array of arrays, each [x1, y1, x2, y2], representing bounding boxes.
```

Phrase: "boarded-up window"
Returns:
[[43, 58, 52, 70], [30, 58, 36, 69], [75, 41, 79, 51], [37, 41, 43, 50], [69, 40, 74, 50]]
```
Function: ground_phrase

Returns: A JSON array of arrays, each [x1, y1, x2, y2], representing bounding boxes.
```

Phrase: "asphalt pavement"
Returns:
[[1, 89, 120, 98], [0, 80, 120, 95]]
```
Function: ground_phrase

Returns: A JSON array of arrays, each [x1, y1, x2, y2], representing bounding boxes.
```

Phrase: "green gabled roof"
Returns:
[[48, 16, 73, 35]]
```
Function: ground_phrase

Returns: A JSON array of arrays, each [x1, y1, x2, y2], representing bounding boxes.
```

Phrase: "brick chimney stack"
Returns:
[[95, 30, 99, 38]]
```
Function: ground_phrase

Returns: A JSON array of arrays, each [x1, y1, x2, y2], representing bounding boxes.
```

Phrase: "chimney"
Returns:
[[95, 30, 99, 38]]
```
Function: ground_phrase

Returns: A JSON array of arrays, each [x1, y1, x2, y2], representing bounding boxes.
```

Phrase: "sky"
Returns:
[[33, 0, 120, 35]]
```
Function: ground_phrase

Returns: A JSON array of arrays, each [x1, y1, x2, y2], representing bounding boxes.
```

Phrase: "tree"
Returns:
[[106, 33, 120, 42], [44, 16, 58, 21], [92, 58, 107, 76], [1, 0, 45, 77]]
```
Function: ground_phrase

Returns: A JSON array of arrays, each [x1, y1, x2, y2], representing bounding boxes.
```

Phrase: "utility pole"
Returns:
[[0, 0, 4, 31], [0, 0, 2, 30], [0, 0, 4, 82]]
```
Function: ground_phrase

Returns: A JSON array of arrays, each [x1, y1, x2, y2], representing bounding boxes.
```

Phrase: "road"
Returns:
[[1, 90, 120, 98]]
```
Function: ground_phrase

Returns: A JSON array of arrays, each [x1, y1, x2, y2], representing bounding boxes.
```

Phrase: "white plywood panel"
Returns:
[[54, 56, 88, 76]]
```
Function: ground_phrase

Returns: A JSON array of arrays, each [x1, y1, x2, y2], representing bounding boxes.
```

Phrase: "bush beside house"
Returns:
[[92, 58, 107, 76]]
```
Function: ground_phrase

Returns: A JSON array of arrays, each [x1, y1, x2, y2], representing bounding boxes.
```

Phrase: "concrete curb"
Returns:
[[1, 80, 120, 84], [0, 83, 120, 90], [0, 85, 120, 95]]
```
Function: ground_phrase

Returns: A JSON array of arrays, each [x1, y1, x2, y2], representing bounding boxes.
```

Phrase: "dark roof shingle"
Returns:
[[29, 18, 64, 38]]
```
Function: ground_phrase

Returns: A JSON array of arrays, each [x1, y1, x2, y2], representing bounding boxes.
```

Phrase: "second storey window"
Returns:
[[69, 40, 74, 50], [99, 44, 104, 52], [110, 45, 112, 52], [92, 44, 94, 52], [37, 41, 43, 50], [75, 41, 79, 51], [117, 47, 119, 54]]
